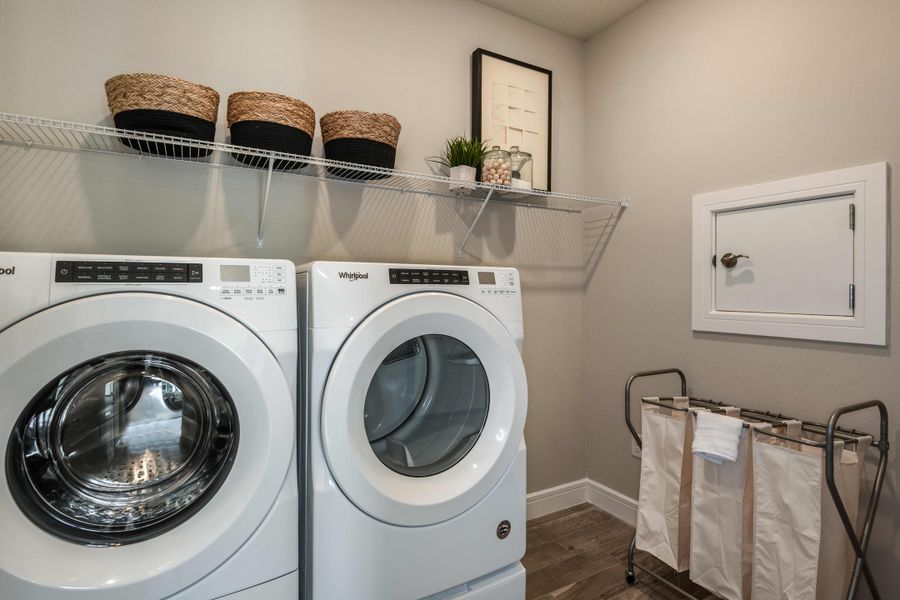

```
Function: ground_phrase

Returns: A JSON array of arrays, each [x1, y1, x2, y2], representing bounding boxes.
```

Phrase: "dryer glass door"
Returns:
[[365, 335, 489, 477], [322, 292, 527, 527]]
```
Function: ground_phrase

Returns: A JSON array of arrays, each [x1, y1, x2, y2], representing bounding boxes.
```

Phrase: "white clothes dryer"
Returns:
[[298, 261, 527, 600], [0, 252, 299, 599]]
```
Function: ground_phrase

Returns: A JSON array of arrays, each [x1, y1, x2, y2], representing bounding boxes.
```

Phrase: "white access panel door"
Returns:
[[715, 195, 854, 317], [692, 162, 888, 346]]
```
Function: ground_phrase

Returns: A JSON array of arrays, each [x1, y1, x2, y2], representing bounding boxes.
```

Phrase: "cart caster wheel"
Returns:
[[626, 574, 636, 585]]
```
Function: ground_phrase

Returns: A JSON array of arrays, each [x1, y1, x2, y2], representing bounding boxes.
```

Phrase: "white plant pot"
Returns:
[[448, 165, 477, 191]]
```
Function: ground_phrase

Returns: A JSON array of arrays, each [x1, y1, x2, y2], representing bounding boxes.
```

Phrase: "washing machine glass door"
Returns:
[[322, 292, 527, 527], [7, 351, 237, 546], [0, 293, 294, 600]]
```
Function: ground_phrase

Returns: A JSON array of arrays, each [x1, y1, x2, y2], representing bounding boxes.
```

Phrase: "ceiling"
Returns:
[[474, 0, 649, 40]]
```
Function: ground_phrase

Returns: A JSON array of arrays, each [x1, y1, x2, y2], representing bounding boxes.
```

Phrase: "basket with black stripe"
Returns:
[[104, 73, 219, 158], [319, 110, 401, 179], [227, 91, 315, 171]]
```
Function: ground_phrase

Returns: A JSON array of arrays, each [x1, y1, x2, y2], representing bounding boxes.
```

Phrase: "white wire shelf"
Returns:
[[0, 112, 629, 252]]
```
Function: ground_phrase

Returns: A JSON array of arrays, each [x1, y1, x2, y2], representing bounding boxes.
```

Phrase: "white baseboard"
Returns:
[[527, 478, 637, 524], [526, 478, 589, 520], [585, 479, 637, 525]]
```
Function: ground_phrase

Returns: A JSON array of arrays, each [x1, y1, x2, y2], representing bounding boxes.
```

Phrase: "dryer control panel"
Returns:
[[303, 262, 522, 328], [388, 268, 469, 285]]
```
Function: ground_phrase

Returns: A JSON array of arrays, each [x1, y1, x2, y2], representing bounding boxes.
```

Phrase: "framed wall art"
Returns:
[[471, 48, 552, 191]]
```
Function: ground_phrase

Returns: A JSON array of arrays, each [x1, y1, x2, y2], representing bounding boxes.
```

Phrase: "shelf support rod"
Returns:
[[257, 159, 275, 248], [458, 188, 494, 258]]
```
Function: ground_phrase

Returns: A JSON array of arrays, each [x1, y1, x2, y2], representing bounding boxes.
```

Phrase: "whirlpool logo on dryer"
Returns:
[[338, 271, 369, 282], [0, 266, 15, 276]]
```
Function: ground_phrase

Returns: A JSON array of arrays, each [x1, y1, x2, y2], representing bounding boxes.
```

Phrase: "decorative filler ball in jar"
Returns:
[[482, 146, 511, 185]]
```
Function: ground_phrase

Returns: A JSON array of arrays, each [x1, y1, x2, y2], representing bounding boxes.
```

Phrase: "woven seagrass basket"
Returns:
[[227, 91, 315, 170], [319, 110, 401, 179], [105, 73, 220, 157]]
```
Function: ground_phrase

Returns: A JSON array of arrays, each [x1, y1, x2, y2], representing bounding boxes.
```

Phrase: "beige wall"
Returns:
[[584, 0, 900, 589], [0, 0, 589, 491]]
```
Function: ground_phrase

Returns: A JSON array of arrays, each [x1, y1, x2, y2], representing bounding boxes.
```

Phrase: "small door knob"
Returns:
[[720, 253, 749, 268]]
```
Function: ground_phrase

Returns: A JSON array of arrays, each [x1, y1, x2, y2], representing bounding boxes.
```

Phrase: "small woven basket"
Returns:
[[320, 111, 401, 178], [227, 92, 315, 170], [104, 73, 220, 157], [227, 91, 315, 136], [319, 111, 400, 148], [105, 73, 219, 121]]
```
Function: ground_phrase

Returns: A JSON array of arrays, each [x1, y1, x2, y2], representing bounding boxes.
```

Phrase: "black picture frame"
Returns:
[[471, 48, 552, 191]]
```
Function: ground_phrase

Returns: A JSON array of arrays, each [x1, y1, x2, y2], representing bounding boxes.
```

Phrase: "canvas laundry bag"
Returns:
[[688, 410, 779, 600], [688, 417, 802, 600], [635, 397, 700, 572], [750, 429, 862, 600], [803, 431, 872, 596]]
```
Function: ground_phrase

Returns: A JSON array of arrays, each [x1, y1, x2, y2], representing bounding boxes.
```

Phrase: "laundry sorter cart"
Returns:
[[622, 368, 889, 600]]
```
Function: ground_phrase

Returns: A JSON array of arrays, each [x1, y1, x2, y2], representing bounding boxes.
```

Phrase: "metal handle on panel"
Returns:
[[720, 253, 749, 268]]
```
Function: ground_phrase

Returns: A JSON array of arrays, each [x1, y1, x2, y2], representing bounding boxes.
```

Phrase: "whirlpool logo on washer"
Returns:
[[338, 271, 369, 282], [0, 266, 15, 276]]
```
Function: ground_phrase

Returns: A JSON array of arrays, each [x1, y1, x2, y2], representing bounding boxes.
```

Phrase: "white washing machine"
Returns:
[[298, 261, 528, 600], [0, 252, 299, 599]]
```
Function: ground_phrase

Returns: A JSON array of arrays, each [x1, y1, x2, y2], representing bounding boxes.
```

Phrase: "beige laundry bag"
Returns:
[[688, 412, 782, 600], [635, 397, 698, 572], [803, 432, 872, 597], [750, 430, 862, 600]]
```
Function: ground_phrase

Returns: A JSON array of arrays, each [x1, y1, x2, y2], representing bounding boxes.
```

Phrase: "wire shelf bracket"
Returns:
[[458, 188, 494, 258], [258, 159, 275, 248]]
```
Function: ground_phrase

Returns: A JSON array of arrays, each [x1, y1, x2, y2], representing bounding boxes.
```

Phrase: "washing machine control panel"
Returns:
[[218, 263, 289, 298], [55, 260, 203, 283], [389, 268, 470, 285], [36, 255, 296, 333], [476, 269, 518, 296]]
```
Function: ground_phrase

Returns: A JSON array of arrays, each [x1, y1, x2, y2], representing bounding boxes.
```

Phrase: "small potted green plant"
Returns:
[[434, 136, 487, 191]]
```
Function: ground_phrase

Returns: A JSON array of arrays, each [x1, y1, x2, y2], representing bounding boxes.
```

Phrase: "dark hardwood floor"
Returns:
[[524, 504, 716, 600]]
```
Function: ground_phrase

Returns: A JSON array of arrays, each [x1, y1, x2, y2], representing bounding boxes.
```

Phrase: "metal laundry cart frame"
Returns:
[[622, 368, 890, 600]]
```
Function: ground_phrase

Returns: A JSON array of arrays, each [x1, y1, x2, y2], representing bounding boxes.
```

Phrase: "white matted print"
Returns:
[[472, 49, 551, 191]]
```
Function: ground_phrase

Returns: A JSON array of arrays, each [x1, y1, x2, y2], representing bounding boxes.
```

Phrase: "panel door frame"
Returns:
[[692, 162, 888, 345]]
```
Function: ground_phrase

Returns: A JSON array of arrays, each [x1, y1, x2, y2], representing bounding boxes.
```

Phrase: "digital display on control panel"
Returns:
[[220, 265, 251, 282], [477, 272, 496, 285], [389, 268, 470, 285], [55, 261, 202, 283]]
